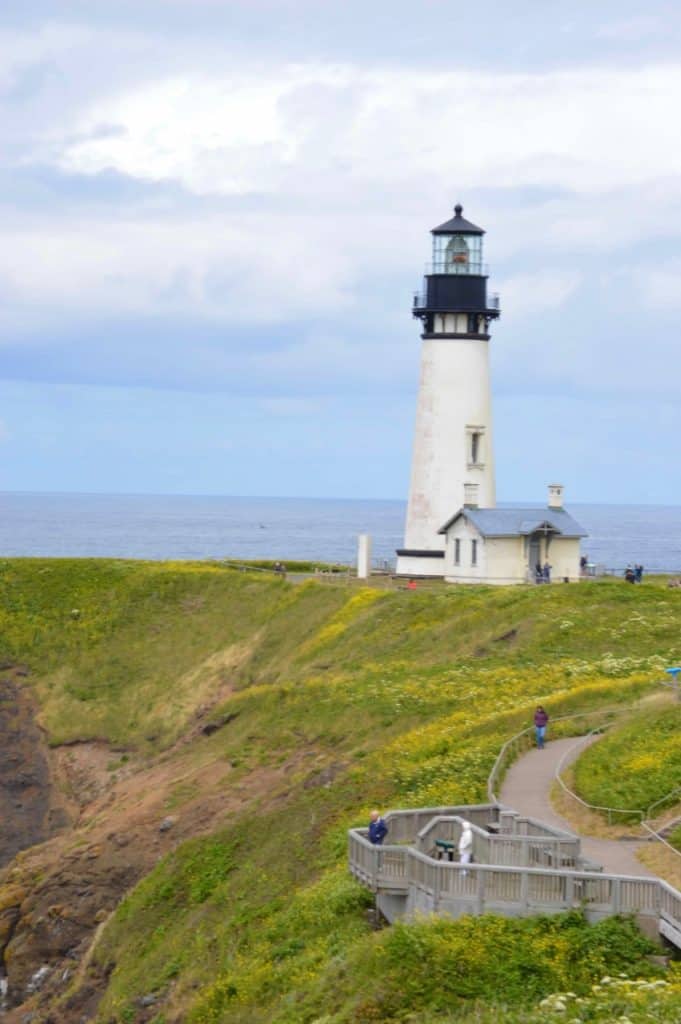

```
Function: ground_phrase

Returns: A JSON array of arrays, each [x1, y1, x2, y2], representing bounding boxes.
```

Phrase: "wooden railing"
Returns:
[[415, 815, 581, 870], [383, 804, 499, 844], [348, 811, 681, 945], [405, 852, 662, 923]]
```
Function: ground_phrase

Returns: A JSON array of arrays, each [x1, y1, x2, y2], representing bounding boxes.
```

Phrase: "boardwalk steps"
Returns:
[[348, 803, 681, 949]]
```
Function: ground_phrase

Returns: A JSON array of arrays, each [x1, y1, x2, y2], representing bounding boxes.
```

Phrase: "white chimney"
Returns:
[[464, 483, 480, 508], [548, 484, 564, 510]]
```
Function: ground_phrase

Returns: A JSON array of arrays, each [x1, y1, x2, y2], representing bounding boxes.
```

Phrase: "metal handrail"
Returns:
[[487, 704, 636, 805], [647, 789, 681, 823], [553, 727, 647, 826], [423, 261, 489, 276], [550, 728, 681, 862]]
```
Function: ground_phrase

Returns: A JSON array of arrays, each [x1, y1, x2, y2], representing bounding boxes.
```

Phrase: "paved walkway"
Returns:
[[500, 736, 656, 878]]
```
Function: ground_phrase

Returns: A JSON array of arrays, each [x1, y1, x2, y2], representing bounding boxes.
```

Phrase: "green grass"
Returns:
[[217, 559, 350, 573], [283, 912, 660, 1023], [573, 704, 681, 820], [3, 562, 681, 1021], [0, 559, 347, 749]]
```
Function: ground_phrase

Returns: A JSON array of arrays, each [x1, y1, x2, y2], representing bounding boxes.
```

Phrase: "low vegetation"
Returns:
[[1, 561, 681, 1021], [573, 705, 681, 821]]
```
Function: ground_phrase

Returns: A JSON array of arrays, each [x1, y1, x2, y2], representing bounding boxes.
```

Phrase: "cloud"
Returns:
[[56, 64, 681, 198], [0, 7, 680, 481], [496, 271, 581, 320]]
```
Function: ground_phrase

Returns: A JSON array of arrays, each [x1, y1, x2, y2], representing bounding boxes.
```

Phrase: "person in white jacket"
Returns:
[[458, 820, 473, 875]]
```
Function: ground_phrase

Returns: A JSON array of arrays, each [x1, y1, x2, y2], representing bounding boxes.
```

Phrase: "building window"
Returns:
[[467, 313, 478, 334], [454, 538, 461, 565], [471, 539, 478, 566], [466, 426, 485, 468]]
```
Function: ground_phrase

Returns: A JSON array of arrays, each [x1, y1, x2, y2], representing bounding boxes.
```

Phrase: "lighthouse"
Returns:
[[396, 205, 501, 577]]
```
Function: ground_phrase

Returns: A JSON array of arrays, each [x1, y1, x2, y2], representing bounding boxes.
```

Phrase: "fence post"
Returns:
[[564, 873, 574, 908], [433, 862, 441, 913], [611, 878, 621, 914], [477, 868, 485, 915], [520, 870, 529, 914]]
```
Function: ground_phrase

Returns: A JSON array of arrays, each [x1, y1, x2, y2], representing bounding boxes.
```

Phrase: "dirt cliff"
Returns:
[[0, 686, 306, 1022]]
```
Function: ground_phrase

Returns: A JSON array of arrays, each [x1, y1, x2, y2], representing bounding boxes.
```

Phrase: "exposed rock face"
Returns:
[[0, 674, 67, 869], [0, 681, 306, 1022]]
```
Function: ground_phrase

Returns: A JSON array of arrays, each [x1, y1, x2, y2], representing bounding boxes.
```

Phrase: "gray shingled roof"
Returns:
[[438, 506, 588, 538]]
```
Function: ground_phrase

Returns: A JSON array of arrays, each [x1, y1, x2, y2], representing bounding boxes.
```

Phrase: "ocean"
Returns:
[[1, 492, 680, 574]]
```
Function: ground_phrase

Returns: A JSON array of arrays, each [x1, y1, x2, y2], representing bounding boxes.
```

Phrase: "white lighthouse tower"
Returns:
[[396, 205, 501, 577]]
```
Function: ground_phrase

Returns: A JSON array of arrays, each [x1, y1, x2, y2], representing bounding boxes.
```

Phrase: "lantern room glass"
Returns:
[[432, 233, 484, 275]]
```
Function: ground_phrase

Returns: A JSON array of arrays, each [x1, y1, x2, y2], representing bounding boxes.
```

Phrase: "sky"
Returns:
[[2, 0, 681, 504]]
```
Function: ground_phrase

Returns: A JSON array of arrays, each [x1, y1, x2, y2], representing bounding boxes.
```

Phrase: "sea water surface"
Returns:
[[0, 493, 680, 573]]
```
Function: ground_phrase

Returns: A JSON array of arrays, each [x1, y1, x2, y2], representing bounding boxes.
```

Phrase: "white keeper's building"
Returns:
[[396, 206, 587, 584]]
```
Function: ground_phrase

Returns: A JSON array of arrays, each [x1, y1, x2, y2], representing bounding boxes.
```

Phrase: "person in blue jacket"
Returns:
[[368, 809, 388, 845]]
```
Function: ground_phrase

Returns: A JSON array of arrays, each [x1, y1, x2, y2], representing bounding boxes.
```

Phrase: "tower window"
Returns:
[[454, 538, 461, 565], [446, 234, 469, 268], [467, 314, 478, 334], [466, 426, 485, 468], [471, 539, 478, 566]]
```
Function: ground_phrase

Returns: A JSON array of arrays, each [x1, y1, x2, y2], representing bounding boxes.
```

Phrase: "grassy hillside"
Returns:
[[0, 559, 346, 748], [573, 704, 681, 821], [1, 561, 680, 1022]]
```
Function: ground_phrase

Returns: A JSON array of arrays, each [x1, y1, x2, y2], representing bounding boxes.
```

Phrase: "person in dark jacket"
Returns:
[[534, 706, 549, 749], [368, 809, 388, 845]]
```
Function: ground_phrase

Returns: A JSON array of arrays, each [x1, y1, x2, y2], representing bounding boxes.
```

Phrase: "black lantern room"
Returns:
[[413, 204, 500, 338]]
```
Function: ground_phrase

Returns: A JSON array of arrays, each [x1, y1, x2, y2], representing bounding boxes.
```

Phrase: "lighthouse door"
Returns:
[[528, 536, 541, 580]]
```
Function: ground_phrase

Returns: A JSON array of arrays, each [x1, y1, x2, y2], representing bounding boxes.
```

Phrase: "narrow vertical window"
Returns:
[[471, 539, 478, 566], [454, 538, 461, 565], [467, 313, 478, 334], [470, 432, 480, 464]]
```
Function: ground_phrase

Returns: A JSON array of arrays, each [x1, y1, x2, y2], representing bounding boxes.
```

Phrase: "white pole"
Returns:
[[357, 534, 372, 579]]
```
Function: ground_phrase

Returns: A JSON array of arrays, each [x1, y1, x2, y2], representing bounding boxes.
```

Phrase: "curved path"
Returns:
[[500, 736, 656, 878]]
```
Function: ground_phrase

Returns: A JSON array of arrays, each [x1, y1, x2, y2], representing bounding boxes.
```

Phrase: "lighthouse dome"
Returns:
[[430, 204, 485, 275], [431, 204, 485, 235]]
